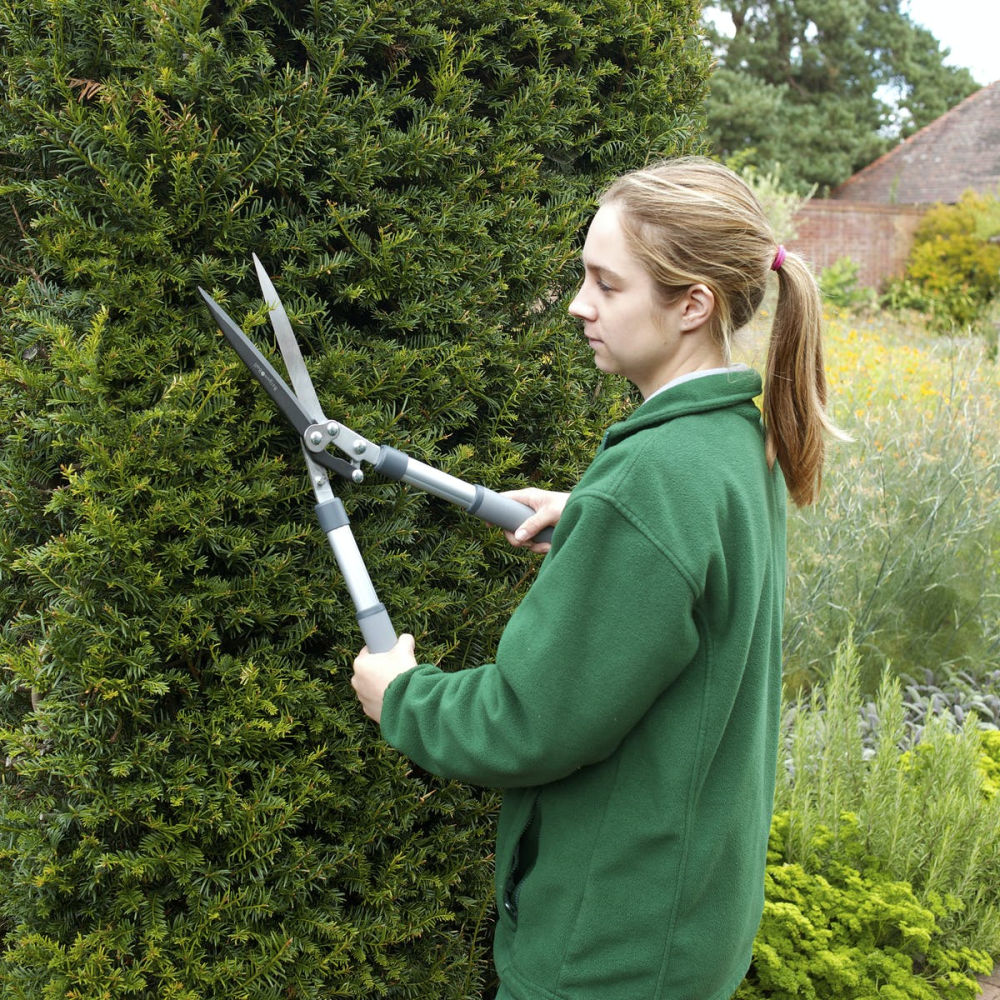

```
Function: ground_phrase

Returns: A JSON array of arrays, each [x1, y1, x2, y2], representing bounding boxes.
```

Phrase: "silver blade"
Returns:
[[253, 254, 326, 423]]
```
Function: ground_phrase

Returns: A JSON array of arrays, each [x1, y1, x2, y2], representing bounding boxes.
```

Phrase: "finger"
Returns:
[[502, 487, 543, 509]]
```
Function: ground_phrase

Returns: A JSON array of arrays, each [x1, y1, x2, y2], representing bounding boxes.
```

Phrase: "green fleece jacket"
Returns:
[[381, 369, 786, 1000]]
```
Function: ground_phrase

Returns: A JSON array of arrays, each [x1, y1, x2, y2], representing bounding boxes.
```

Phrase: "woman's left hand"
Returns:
[[351, 634, 418, 724]]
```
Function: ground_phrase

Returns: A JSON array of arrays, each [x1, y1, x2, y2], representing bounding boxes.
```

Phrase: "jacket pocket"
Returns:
[[496, 787, 540, 925]]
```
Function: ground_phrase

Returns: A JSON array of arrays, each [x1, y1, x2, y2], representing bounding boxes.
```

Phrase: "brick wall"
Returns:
[[790, 200, 926, 290]]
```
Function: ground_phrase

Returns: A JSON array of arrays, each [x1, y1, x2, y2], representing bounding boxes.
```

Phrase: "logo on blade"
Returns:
[[253, 361, 279, 396]]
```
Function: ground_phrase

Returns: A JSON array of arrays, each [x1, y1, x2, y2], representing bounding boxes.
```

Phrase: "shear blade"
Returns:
[[253, 255, 327, 423]]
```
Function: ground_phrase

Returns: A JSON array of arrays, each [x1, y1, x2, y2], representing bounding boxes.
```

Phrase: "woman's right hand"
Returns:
[[502, 488, 570, 554]]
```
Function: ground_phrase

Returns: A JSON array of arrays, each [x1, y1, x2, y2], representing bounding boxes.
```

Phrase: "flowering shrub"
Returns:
[[884, 191, 1000, 331]]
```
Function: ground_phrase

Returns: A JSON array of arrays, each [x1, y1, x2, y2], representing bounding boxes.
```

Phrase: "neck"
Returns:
[[640, 348, 727, 400]]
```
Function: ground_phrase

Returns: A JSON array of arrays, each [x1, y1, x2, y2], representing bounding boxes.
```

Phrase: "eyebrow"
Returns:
[[582, 258, 626, 285]]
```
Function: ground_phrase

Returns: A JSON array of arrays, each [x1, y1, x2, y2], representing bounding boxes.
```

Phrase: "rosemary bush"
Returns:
[[776, 637, 1000, 957], [737, 638, 1000, 998], [0, 2, 710, 997]]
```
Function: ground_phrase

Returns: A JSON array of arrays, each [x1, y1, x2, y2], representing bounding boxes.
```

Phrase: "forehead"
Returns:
[[583, 204, 627, 255], [582, 204, 646, 279]]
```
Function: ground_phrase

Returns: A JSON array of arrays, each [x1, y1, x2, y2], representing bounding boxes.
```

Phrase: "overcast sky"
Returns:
[[901, 0, 996, 85]]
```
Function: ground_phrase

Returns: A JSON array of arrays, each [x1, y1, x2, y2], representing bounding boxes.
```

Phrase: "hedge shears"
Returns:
[[198, 258, 550, 653]]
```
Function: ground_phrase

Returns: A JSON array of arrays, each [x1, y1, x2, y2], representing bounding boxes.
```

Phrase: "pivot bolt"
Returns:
[[309, 430, 324, 446]]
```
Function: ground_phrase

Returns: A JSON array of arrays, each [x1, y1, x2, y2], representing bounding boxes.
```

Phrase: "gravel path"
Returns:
[[979, 966, 1000, 999]]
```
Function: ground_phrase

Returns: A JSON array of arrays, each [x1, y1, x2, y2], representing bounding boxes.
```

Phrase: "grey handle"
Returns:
[[357, 603, 398, 654], [467, 486, 554, 544], [316, 496, 398, 653], [373, 447, 554, 544]]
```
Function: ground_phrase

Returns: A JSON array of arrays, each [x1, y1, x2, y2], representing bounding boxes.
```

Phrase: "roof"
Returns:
[[830, 80, 1000, 205]]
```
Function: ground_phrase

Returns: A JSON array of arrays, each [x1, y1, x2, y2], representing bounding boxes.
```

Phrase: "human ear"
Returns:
[[679, 283, 715, 332]]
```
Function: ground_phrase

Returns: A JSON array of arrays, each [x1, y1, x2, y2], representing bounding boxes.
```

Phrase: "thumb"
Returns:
[[514, 517, 542, 542]]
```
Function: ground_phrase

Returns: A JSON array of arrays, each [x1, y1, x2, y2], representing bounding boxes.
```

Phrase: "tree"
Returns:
[[0, 1, 710, 997], [703, 0, 979, 192]]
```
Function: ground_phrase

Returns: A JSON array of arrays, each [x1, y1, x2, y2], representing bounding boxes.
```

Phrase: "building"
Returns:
[[791, 80, 1000, 289]]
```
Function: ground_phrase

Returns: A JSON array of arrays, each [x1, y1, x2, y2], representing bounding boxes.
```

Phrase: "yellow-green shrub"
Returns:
[[736, 814, 993, 1000], [887, 191, 1000, 330], [981, 732, 1000, 799]]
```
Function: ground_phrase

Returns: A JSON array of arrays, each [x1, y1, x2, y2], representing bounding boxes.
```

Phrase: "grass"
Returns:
[[766, 308, 1000, 692]]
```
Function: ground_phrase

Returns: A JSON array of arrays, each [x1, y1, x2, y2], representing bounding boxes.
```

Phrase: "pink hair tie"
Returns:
[[771, 245, 787, 271]]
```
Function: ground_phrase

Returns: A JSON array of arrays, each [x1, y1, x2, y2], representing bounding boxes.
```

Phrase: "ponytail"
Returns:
[[763, 249, 842, 507]]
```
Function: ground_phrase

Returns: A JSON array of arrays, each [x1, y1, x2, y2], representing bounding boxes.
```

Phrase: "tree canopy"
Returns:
[[703, 0, 980, 192]]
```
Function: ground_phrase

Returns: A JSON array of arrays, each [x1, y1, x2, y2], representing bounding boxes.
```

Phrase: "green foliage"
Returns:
[[818, 257, 875, 311], [737, 815, 993, 1000], [0, 1, 710, 996], [917, 191, 1000, 243], [887, 191, 1000, 331], [775, 638, 1000, 956], [702, 1, 979, 192]]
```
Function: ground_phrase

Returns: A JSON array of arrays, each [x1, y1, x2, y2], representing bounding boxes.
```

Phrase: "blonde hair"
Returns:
[[600, 156, 840, 507]]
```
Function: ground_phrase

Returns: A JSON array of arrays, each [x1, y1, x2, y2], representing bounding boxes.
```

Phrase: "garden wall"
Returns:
[[790, 200, 926, 291]]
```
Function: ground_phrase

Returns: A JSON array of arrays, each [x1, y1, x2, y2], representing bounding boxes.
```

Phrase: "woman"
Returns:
[[351, 157, 839, 1000]]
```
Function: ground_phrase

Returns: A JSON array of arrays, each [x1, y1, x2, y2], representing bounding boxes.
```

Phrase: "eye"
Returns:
[[579, 261, 617, 294]]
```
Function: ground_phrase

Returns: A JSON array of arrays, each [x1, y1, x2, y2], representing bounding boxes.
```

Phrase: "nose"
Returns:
[[568, 285, 597, 322]]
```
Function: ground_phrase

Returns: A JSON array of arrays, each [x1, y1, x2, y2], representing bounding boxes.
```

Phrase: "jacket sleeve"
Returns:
[[379, 492, 703, 788]]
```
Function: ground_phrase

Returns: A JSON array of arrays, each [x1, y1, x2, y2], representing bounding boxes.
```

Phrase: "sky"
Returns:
[[901, 0, 997, 85]]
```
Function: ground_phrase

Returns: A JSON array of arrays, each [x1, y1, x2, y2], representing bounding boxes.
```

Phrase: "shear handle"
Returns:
[[374, 446, 554, 544]]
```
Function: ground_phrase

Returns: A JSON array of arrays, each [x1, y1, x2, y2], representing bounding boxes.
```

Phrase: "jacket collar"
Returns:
[[601, 368, 763, 450]]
